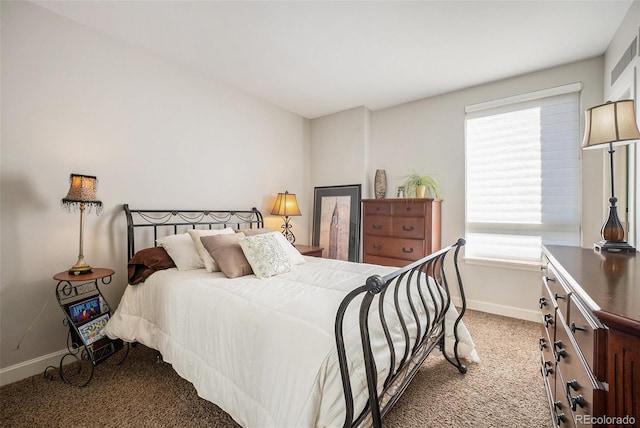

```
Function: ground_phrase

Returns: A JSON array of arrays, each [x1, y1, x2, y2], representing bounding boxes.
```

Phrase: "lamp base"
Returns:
[[594, 240, 637, 253], [68, 257, 93, 275]]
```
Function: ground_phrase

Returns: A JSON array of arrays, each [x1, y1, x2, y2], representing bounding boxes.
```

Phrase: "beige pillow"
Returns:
[[200, 232, 252, 278], [157, 233, 203, 271], [187, 228, 235, 272], [240, 227, 273, 236]]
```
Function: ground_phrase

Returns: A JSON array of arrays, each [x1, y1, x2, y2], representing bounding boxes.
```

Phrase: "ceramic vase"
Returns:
[[374, 169, 387, 199]]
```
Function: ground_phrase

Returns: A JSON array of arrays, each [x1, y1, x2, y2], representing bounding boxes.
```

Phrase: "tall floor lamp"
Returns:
[[62, 174, 103, 274], [271, 191, 301, 245], [582, 100, 640, 252]]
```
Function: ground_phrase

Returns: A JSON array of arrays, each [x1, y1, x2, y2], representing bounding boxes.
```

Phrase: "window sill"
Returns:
[[463, 256, 542, 272]]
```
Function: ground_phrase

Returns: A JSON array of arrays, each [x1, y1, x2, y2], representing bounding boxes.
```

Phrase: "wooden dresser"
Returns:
[[361, 198, 441, 267], [540, 245, 639, 427]]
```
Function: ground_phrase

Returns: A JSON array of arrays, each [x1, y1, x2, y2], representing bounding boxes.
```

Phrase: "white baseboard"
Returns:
[[451, 296, 541, 323], [0, 348, 68, 387]]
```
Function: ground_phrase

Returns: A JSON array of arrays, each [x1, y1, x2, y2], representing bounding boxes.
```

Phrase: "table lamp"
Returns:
[[62, 174, 103, 274], [271, 191, 301, 244], [582, 100, 640, 252]]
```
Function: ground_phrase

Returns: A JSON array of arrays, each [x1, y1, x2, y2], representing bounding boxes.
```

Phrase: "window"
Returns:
[[465, 84, 582, 264]]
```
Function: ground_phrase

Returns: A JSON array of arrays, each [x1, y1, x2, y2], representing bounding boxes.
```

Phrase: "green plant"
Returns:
[[402, 172, 440, 198]]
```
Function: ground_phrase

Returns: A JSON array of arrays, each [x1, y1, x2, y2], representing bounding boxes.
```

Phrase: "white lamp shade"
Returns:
[[582, 100, 640, 150]]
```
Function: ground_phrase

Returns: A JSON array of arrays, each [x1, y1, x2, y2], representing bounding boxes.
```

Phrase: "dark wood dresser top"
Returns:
[[543, 245, 640, 334]]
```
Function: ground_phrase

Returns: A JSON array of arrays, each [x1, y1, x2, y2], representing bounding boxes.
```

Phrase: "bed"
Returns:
[[105, 205, 478, 427]]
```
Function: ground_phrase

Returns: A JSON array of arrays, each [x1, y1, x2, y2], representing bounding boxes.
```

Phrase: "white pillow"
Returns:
[[242, 229, 306, 265], [157, 233, 203, 271], [239, 233, 293, 279], [271, 232, 306, 265], [187, 228, 236, 272]]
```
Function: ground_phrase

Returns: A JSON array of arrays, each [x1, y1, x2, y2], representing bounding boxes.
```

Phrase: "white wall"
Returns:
[[371, 58, 605, 320], [311, 58, 605, 321], [604, 0, 639, 101], [0, 1, 309, 382], [310, 106, 371, 193]]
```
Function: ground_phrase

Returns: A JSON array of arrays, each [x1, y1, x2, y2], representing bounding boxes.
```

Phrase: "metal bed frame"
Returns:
[[123, 204, 468, 428]]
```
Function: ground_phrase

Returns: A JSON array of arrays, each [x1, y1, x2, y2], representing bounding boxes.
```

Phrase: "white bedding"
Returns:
[[105, 256, 478, 427]]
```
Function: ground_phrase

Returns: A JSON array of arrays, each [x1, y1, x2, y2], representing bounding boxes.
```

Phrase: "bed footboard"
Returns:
[[335, 238, 467, 427]]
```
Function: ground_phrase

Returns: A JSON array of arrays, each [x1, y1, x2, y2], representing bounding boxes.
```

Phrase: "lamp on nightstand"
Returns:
[[582, 100, 640, 252], [61, 173, 103, 274], [271, 191, 301, 245]]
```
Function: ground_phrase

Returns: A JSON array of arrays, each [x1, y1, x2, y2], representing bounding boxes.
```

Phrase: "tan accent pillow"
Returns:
[[200, 232, 251, 278], [187, 228, 235, 273], [238, 227, 272, 236]]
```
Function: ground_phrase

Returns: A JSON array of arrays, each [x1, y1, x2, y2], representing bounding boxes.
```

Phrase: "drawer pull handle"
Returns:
[[555, 412, 566, 425], [402, 247, 414, 254], [541, 360, 553, 376], [372, 224, 383, 230], [544, 313, 554, 328], [402, 225, 414, 232], [539, 337, 547, 350], [372, 244, 382, 250], [554, 293, 565, 301], [566, 380, 584, 410], [570, 322, 585, 333], [554, 340, 567, 361], [546, 276, 556, 283], [538, 297, 547, 309]]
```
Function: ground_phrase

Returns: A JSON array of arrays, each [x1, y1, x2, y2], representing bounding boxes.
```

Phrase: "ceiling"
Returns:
[[34, 0, 633, 119]]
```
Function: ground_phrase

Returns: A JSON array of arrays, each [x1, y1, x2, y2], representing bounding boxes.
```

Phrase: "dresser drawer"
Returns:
[[539, 283, 556, 335], [364, 201, 392, 216], [554, 314, 600, 424], [546, 265, 571, 319], [567, 296, 606, 379], [392, 217, 425, 239], [363, 236, 424, 261], [391, 201, 427, 217], [363, 215, 391, 236]]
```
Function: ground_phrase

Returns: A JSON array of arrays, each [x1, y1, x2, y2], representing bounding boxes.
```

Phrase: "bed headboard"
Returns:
[[123, 204, 264, 260]]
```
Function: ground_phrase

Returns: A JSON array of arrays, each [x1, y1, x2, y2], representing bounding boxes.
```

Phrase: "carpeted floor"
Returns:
[[0, 309, 550, 427]]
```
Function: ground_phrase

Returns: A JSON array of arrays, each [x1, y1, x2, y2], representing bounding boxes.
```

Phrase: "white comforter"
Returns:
[[105, 256, 478, 427]]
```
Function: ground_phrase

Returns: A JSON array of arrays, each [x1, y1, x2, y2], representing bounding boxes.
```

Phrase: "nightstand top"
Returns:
[[295, 244, 324, 256], [54, 268, 115, 282]]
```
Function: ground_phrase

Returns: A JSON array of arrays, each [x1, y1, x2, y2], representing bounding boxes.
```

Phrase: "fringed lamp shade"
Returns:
[[62, 174, 102, 274], [581, 100, 640, 252], [271, 191, 301, 244], [61, 174, 103, 213]]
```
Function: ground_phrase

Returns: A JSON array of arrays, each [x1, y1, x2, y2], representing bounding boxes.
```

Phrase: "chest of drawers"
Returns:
[[361, 198, 441, 267], [540, 245, 640, 427]]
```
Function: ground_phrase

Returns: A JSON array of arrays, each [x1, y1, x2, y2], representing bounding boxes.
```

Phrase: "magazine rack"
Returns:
[[44, 268, 128, 387]]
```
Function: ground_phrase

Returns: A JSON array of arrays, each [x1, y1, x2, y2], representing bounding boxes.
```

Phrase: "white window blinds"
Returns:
[[465, 85, 581, 263]]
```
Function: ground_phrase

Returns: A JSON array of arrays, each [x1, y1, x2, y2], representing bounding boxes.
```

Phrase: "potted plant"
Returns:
[[402, 172, 440, 198]]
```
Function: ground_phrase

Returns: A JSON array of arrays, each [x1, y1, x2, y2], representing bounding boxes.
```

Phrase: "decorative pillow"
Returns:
[[271, 232, 306, 265], [239, 233, 293, 279], [127, 246, 176, 285], [200, 233, 252, 278], [238, 228, 305, 265], [157, 233, 203, 271], [187, 228, 236, 273]]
